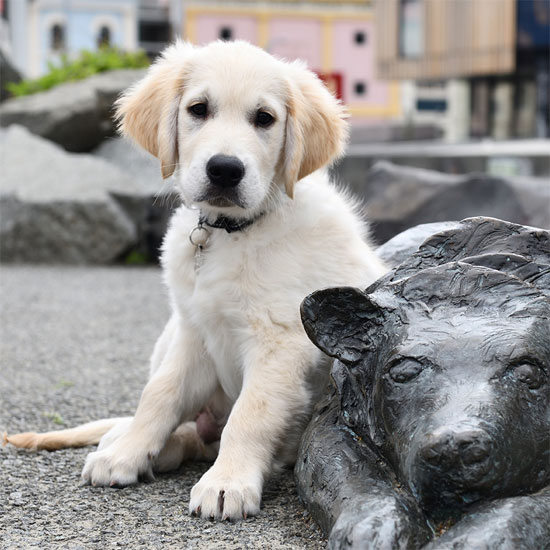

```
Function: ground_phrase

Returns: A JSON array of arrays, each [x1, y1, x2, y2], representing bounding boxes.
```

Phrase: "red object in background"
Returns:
[[316, 72, 344, 102]]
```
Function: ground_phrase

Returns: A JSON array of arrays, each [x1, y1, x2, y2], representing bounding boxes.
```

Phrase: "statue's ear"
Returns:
[[300, 287, 384, 365]]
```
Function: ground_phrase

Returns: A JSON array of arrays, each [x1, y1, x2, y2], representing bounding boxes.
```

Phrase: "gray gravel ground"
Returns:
[[0, 266, 327, 550]]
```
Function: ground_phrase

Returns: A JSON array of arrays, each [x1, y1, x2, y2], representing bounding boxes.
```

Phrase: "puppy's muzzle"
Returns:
[[207, 155, 245, 188]]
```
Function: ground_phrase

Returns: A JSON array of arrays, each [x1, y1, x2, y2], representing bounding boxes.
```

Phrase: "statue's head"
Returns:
[[301, 261, 550, 515]]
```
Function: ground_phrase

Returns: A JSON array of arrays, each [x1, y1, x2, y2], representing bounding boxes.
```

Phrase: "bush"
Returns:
[[6, 47, 150, 97]]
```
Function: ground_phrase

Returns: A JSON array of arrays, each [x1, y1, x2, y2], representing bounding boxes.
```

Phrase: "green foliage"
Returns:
[[124, 249, 151, 265], [55, 379, 75, 389], [6, 47, 150, 97], [43, 411, 65, 426]]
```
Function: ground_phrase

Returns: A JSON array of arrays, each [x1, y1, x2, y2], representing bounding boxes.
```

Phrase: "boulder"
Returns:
[[356, 161, 550, 245], [0, 69, 145, 152], [93, 137, 169, 197], [93, 137, 180, 261], [0, 125, 138, 263]]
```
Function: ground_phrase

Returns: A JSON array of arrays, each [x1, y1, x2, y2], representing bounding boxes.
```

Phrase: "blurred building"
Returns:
[[5, 0, 139, 78], [375, 0, 550, 141], [138, 0, 171, 57], [181, 0, 401, 128], [3, 0, 406, 134], [3, 0, 178, 77]]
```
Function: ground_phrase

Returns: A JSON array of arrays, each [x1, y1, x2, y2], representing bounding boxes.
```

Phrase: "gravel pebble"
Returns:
[[0, 266, 327, 549]]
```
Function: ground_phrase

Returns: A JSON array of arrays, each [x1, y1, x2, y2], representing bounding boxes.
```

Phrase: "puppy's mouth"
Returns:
[[198, 188, 247, 209], [206, 197, 236, 208]]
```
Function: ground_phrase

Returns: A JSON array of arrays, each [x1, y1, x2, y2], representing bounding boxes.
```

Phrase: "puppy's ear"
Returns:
[[300, 287, 384, 365], [115, 41, 195, 179], [283, 64, 348, 197]]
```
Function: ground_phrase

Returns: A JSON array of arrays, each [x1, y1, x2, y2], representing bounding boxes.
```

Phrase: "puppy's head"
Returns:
[[116, 40, 348, 219]]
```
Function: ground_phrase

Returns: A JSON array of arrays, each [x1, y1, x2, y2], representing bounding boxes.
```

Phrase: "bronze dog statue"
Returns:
[[297, 217, 550, 550]]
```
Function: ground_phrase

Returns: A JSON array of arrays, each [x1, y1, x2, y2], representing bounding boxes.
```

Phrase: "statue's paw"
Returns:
[[329, 507, 428, 550]]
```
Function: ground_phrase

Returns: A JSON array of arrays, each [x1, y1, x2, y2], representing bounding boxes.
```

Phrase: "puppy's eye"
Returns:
[[511, 361, 546, 390], [255, 111, 275, 128], [388, 359, 423, 383], [188, 103, 208, 118]]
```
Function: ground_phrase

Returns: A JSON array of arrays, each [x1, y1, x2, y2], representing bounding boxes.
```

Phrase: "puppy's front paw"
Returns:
[[189, 464, 262, 520], [81, 442, 152, 487]]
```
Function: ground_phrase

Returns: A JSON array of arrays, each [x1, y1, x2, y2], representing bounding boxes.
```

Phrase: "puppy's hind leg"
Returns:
[[154, 388, 229, 472], [153, 421, 219, 473], [97, 417, 134, 451]]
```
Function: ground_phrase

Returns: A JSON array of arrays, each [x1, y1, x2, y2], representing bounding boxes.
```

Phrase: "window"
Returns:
[[139, 21, 170, 43], [354, 81, 367, 96], [51, 23, 65, 51], [139, 21, 170, 56], [399, 0, 424, 58], [416, 99, 447, 112], [219, 27, 233, 41], [354, 31, 367, 45], [97, 26, 111, 48]]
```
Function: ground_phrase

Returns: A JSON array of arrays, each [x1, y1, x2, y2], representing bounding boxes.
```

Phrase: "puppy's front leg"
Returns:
[[189, 337, 314, 520], [82, 318, 216, 487]]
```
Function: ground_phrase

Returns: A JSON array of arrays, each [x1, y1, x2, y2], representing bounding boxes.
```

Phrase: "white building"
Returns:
[[6, 0, 139, 78], [400, 79, 470, 142]]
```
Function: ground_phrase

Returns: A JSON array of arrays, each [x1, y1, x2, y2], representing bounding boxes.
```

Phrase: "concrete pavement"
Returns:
[[0, 266, 326, 550]]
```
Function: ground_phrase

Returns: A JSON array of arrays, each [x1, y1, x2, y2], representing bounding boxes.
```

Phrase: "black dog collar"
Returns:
[[199, 213, 263, 234]]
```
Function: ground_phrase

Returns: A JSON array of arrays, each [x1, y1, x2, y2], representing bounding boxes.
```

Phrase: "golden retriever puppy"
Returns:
[[5, 40, 386, 520]]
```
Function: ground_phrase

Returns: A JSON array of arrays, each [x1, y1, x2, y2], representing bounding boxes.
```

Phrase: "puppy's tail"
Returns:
[[3, 417, 130, 451]]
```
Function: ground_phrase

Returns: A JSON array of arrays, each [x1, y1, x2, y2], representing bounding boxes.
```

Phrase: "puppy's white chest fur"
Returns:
[[162, 174, 386, 403], [189, 238, 252, 400], [162, 208, 281, 401]]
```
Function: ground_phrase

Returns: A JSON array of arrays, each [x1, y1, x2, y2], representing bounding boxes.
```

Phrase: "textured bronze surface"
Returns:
[[297, 217, 550, 550]]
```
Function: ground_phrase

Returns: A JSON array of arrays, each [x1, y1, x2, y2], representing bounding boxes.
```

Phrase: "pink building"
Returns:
[[182, 1, 400, 127]]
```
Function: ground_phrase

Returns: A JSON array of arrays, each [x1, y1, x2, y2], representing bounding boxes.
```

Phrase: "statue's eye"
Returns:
[[512, 361, 546, 390], [188, 102, 208, 118], [255, 110, 275, 128], [389, 359, 423, 383]]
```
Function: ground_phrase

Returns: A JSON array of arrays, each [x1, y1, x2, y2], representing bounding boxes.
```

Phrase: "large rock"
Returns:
[[355, 161, 550, 245], [93, 137, 180, 261], [0, 69, 145, 152], [93, 136, 170, 197], [1, 125, 138, 263]]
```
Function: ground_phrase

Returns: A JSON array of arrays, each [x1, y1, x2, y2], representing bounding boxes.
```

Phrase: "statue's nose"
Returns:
[[419, 428, 492, 467]]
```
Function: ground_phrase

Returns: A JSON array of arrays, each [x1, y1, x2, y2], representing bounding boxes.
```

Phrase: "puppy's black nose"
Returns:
[[206, 155, 245, 188]]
